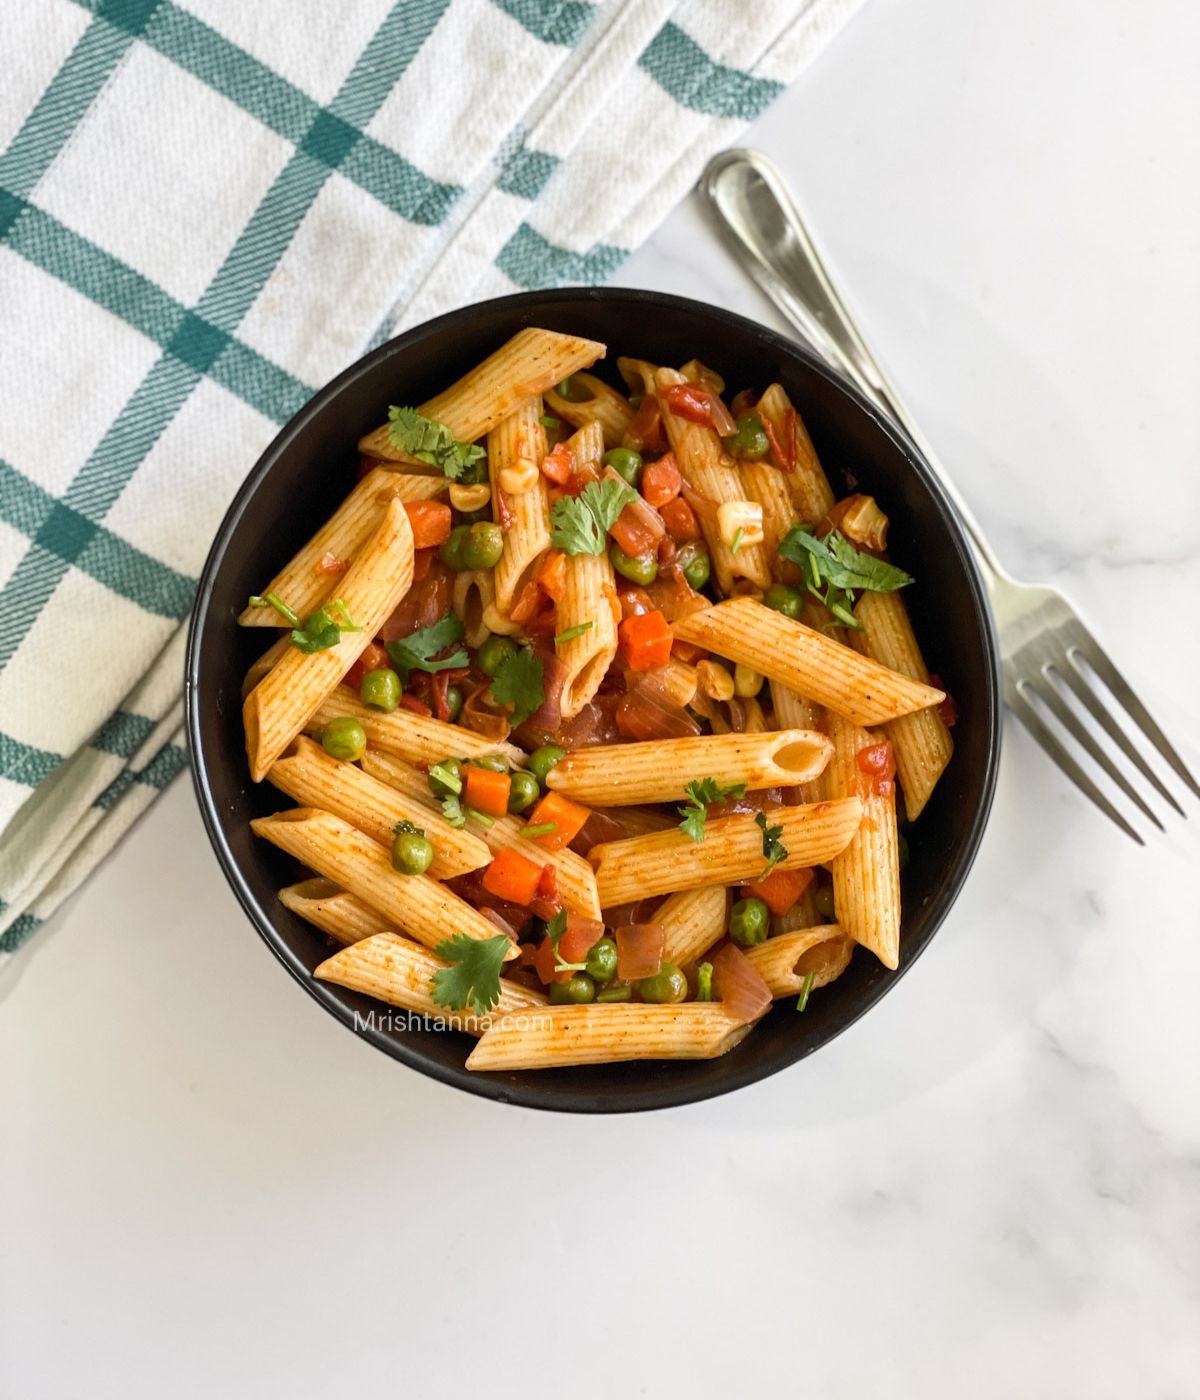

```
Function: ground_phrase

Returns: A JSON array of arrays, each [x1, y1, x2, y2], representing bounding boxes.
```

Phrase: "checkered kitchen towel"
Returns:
[[0, 0, 865, 958]]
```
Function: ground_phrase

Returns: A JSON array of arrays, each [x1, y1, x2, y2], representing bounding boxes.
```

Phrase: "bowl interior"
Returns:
[[186, 288, 1000, 1113]]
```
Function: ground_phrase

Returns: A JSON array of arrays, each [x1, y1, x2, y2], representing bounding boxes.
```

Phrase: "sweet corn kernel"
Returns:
[[697, 659, 735, 702], [449, 482, 491, 513], [498, 456, 540, 496], [733, 663, 764, 698], [716, 500, 764, 551]]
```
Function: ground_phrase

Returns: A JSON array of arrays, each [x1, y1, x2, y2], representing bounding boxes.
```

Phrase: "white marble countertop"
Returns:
[[3, 0, 1198, 1395]]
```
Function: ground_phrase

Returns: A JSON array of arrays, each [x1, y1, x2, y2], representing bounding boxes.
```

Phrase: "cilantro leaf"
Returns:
[[440, 794, 466, 828], [676, 777, 747, 843], [796, 969, 816, 1012], [290, 598, 360, 653], [755, 810, 788, 877], [392, 819, 425, 838], [489, 645, 544, 727], [385, 612, 468, 684], [248, 592, 300, 627], [387, 407, 486, 482], [544, 909, 568, 947], [778, 527, 913, 594], [549, 478, 637, 555], [431, 933, 512, 1016]]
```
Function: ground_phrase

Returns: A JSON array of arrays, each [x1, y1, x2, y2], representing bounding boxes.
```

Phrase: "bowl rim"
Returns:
[[185, 286, 1002, 1114]]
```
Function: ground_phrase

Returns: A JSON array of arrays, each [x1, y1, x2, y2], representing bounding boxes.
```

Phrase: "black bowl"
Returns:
[[185, 288, 1001, 1113]]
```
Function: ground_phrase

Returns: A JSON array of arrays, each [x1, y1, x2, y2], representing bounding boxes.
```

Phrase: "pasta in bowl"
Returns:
[[187, 290, 1000, 1111]]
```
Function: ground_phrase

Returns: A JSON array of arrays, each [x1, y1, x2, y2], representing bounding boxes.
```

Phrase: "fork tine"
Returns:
[[1048, 657, 1185, 818], [1029, 672, 1163, 831], [1065, 623, 1200, 801], [1007, 679, 1145, 844]]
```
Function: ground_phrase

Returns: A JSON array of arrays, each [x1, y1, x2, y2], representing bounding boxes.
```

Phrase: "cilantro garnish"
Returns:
[[430, 933, 512, 1016], [549, 478, 637, 555], [385, 612, 468, 684], [489, 645, 544, 727], [677, 777, 747, 843], [554, 622, 594, 646], [392, 819, 425, 837], [248, 592, 300, 627], [387, 407, 486, 482], [777, 526, 913, 630], [796, 969, 816, 1012], [440, 794, 466, 828], [755, 810, 788, 877], [523, 822, 558, 839], [289, 598, 360, 653], [730, 526, 745, 555]]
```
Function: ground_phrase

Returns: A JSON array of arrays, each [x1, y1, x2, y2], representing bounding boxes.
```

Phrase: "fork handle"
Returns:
[[700, 148, 1006, 585]]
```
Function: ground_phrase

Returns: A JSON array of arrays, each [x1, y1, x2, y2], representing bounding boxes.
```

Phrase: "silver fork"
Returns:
[[701, 148, 1198, 843]]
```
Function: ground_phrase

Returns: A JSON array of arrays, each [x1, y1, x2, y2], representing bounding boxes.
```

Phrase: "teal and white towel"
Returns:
[[0, 0, 865, 957]]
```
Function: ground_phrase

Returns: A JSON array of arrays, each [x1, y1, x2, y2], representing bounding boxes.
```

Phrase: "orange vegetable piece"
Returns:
[[526, 791, 591, 851], [541, 442, 575, 485], [659, 496, 701, 542], [618, 609, 673, 671], [482, 848, 543, 906], [403, 500, 452, 549], [740, 867, 813, 917], [463, 765, 512, 818], [536, 548, 567, 604], [641, 454, 681, 507]]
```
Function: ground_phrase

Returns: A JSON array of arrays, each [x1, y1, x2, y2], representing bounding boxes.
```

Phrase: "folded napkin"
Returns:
[[0, 0, 865, 957]]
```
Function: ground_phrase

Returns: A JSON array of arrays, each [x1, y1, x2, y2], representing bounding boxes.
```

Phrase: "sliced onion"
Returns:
[[480, 907, 519, 941], [711, 943, 772, 1026], [615, 924, 666, 981], [615, 686, 702, 742], [459, 682, 513, 741]]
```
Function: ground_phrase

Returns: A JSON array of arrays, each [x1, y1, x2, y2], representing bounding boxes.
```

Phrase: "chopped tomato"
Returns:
[[541, 441, 575, 485], [509, 579, 542, 625], [856, 741, 896, 798], [532, 936, 564, 984], [536, 548, 567, 604], [431, 671, 451, 722], [614, 924, 665, 980], [618, 609, 673, 671], [403, 499, 452, 549], [495, 488, 514, 529], [661, 383, 717, 426], [482, 848, 543, 906], [345, 640, 389, 691], [609, 514, 658, 559], [526, 791, 591, 851], [658, 496, 700, 542], [558, 913, 605, 964], [782, 407, 798, 470], [641, 454, 681, 507], [398, 693, 432, 717], [535, 862, 558, 903], [928, 674, 958, 728], [740, 867, 813, 916], [762, 413, 792, 472], [412, 547, 436, 582], [463, 765, 512, 818], [563, 462, 600, 497]]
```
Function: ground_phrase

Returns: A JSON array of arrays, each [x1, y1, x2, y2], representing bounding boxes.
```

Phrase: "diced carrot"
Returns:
[[403, 500, 452, 549], [641, 454, 681, 507], [482, 848, 543, 906], [618, 609, 673, 671], [740, 867, 813, 917], [526, 792, 592, 851], [345, 640, 389, 691], [509, 579, 543, 625], [463, 765, 512, 818], [659, 496, 701, 542], [536, 548, 567, 604], [541, 441, 575, 485]]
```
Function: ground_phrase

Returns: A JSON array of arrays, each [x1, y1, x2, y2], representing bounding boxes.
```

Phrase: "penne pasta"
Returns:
[[251, 808, 517, 958], [489, 397, 551, 614], [546, 729, 832, 805], [589, 798, 863, 906], [309, 688, 524, 767], [452, 568, 495, 649], [465, 1002, 750, 1071], [243, 498, 415, 782], [825, 713, 902, 970], [655, 367, 772, 593], [756, 383, 835, 523], [358, 748, 441, 808], [556, 550, 619, 719], [744, 924, 855, 997], [543, 372, 633, 447], [358, 327, 606, 461], [739, 457, 798, 571], [657, 885, 729, 966], [316, 932, 546, 1036], [239, 468, 446, 627], [242, 635, 290, 697], [279, 878, 390, 946], [672, 598, 945, 728], [850, 589, 953, 820], [267, 737, 490, 879]]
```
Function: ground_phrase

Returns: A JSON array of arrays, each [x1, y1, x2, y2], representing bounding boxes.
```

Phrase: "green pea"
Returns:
[[764, 581, 805, 619], [477, 634, 518, 677], [461, 521, 505, 571], [360, 667, 401, 712], [507, 770, 540, 814], [730, 897, 770, 947], [585, 936, 618, 983], [603, 446, 643, 488], [427, 758, 462, 799], [525, 745, 566, 788], [444, 685, 463, 723], [321, 716, 366, 762], [723, 411, 770, 460], [677, 541, 710, 591], [549, 972, 595, 1005], [815, 885, 836, 923], [596, 984, 632, 1003], [471, 752, 510, 773], [638, 963, 688, 1004], [609, 543, 658, 586], [439, 523, 470, 570], [392, 829, 434, 876]]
